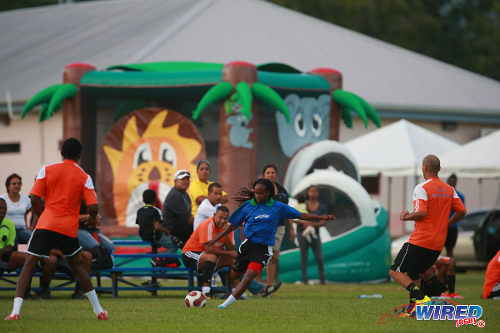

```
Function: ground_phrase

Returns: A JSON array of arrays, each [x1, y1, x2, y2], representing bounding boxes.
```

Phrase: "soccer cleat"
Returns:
[[400, 296, 431, 318], [439, 292, 450, 299], [448, 292, 464, 299], [217, 305, 225, 309], [96, 310, 108, 320], [273, 281, 282, 293], [5, 314, 19, 320]]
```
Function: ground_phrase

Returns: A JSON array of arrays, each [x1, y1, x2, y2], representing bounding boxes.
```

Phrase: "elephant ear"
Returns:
[[251, 82, 290, 123], [332, 89, 368, 128], [192, 82, 233, 120], [22, 84, 64, 118], [235, 81, 252, 120]]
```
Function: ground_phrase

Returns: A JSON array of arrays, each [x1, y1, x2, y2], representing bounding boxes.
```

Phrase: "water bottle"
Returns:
[[358, 294, 383, 299]]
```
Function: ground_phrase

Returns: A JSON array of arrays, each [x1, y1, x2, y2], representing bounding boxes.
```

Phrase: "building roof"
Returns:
[[1, 0, 500, 122]]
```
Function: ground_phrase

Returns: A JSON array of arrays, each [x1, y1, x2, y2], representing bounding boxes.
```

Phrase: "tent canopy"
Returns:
[[345, 119, 459, 176], [440, 130, 500, 178]]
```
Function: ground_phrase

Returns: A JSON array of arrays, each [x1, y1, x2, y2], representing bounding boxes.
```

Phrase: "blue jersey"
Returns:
[[229, 198, 301, 246], [448, 190, 465, 228]]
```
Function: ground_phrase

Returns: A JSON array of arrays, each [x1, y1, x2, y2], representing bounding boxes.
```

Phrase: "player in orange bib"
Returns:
[[482, 250, 500, 299], [6, 138, 108, 321], [390, 155, 466, 317]]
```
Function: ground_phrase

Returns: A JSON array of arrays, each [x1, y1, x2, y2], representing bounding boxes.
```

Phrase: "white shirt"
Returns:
[[193, 199, 220, 231], [0, 193, 31, 228]]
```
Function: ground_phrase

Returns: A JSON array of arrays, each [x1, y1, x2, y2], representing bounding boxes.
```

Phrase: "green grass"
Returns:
[[1, 271, 499, 332]]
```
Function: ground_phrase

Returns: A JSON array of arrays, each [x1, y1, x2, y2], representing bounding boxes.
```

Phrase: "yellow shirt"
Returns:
[[188, 178, 227, 217]]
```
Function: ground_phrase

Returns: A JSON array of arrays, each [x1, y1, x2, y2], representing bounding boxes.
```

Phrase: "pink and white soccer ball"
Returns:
[[185, 290, 206, 308]]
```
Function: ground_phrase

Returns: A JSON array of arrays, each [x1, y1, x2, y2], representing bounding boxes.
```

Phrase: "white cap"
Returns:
[[174, 169, 191, 180]]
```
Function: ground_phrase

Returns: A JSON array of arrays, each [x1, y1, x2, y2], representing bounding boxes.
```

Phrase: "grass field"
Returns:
[[1, 270, 499, 332]]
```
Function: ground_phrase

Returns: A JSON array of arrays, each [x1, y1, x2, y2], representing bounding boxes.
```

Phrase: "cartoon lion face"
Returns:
[[98, 109, 205, 226]]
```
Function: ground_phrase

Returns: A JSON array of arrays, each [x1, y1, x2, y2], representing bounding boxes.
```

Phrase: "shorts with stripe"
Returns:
[[182, 251, 203, 272], [233, 239, 273, 272], [26, 229, 81, 258], [390, 242, 440, 280]]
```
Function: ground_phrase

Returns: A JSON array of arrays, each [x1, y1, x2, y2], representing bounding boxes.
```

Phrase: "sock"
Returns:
[[201, 261, 216, 286], [10, 297, 23, 316], [406, 282, 426, 301], [219, 295, 237, 308], [202, 286, 211, 295], [447, 274, 456, 294], [84, 289, 104, 315]]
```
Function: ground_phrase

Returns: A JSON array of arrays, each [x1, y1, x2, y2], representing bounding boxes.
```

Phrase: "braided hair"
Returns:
[[234, 178, 274, 205]]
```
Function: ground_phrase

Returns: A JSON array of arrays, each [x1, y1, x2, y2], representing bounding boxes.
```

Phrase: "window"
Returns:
[[361, 174, 380, 195], [0, 143, 20, 153]]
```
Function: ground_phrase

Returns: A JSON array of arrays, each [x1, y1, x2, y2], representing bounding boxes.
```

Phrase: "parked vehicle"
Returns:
[[473, 208, 500, 262]]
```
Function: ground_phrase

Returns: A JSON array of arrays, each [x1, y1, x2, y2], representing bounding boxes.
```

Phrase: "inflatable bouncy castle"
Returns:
[[21, 61, 390, 282]]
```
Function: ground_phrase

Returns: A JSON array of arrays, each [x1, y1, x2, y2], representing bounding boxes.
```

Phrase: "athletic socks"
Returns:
[[200, 261, 216, 286], [10, 297, 23, 316], [447, 274, 456, 294], [406, 282, 426, 301], [84, 289, 104, 315], [219, 295, 237, 308], [202, 286, 211, 295]]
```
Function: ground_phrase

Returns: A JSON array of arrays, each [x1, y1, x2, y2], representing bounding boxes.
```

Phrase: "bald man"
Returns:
[[390, 155, 466, 317]]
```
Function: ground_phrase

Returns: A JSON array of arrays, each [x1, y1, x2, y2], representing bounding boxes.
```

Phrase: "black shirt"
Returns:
[[136, 205, 162, 242], [161, 187, 192, 231]]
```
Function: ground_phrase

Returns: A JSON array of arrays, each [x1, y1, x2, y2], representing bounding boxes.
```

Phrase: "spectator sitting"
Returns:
[[1, 174, 32, 246], [193, 182, 224, 231], [420, 255, 462, 299], [182, 205, 238, 296], [161, 170, 194, 247], [0, 198, 27, 273], [189, 160, 228, 218], [136, 189, 178, 254], [78, 201, 115, 255]]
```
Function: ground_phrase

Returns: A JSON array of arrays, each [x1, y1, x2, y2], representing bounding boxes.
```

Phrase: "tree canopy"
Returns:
[[268, 0, 500, 81]]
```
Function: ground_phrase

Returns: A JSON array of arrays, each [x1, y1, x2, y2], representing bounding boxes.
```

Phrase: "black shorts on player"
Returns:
[[182, 251, 202, 271], [233, 239, 273, 272], [391, 242, 440, 280], [444, 227, 458, 250], [26, 229, 81, 258]]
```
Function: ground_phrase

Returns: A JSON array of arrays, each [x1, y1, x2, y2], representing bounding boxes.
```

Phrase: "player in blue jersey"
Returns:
[[203, 178, 335, 309]]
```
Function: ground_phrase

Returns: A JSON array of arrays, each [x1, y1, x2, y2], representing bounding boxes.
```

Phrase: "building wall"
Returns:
[[0, 113, 62, 195]]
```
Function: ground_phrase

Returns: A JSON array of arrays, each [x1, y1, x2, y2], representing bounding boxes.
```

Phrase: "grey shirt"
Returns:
[[161, 187, 192, 231]]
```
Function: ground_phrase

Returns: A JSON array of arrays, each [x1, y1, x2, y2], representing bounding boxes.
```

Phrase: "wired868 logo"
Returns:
[[415, 304, 485, 328], [378, 301, 485, 327]]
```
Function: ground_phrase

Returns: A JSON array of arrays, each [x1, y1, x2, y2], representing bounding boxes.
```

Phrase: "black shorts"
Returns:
[[233, 239, 273, 272], [182, 251, 202, 271], [390, 242, 440, 280], [26, 229, 81, 258], [444, 227, 458, 250]]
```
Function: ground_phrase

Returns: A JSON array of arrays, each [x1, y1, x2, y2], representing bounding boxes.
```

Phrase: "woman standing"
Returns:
[[1, 174, 32, 245], [203, 178, 335, 309], [262, 164, 294, 296], [188, 160, 228, 217], [296, 185, 328, 285]]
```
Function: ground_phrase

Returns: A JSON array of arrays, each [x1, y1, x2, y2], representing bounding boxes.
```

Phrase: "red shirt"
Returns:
[[183, 217, 233, 253], [409, 177, 466, 251], [30, 159, 97, 237]]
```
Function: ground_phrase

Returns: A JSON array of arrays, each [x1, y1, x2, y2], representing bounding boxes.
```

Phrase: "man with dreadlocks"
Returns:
[[203, 178, 335, 309]]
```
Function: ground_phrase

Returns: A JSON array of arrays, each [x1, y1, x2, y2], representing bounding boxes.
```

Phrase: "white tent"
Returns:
[[440, 130, 500, 178], [345, 119, 459, 176]]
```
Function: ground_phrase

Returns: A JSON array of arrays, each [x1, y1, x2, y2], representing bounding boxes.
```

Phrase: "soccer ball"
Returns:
[[185, 291, 206, 308]]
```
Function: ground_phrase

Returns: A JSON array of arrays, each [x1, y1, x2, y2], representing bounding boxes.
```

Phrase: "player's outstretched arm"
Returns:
[[300, 213, 335, 222], [202, 223, 236, 247]]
